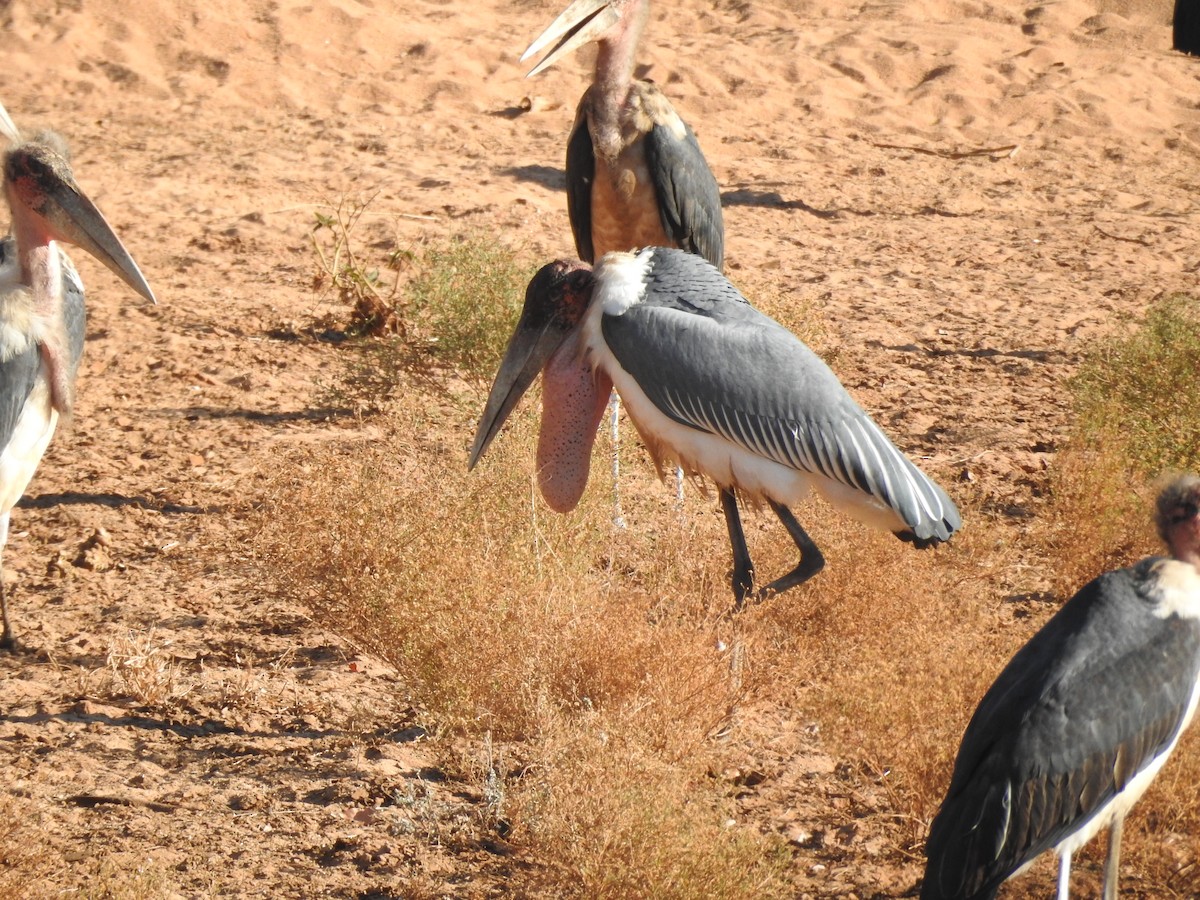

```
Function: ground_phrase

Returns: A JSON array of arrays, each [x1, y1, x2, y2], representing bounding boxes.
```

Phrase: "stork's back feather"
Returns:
[[599, 248, 959, 544]]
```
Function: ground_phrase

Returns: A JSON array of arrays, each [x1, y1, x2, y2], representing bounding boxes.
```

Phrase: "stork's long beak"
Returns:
[[521, 0, 619, 78], [0, 103, 19, 145], [468, 317, 571, 470], [12, 144, 157, 304]]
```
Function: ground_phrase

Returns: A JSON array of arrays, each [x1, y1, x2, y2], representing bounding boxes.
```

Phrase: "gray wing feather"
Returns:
[[0, 339, 40, 455], [565, 107, 596, 264], [922, 561, 1200, 900], [644, 118, 725, 271], [59, 250, 87, 378], [601, 249, 958, 543], [0, 237, 38, 453]]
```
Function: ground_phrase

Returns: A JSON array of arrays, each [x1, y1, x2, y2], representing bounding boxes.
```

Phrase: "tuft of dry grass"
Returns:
[[258, 401, 736, 753], [1046, 294, 1200, 591], [97, 630, 190, 711], [513, 720, 792, 900]]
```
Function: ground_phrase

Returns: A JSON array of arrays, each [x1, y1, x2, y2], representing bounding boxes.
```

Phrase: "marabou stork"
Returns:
[[922, 473, 1200, 900], [0, 108, 156, 649], [521, 0, 724, 268], [468, 248, 960, 607], [522, 0, 725, 519]]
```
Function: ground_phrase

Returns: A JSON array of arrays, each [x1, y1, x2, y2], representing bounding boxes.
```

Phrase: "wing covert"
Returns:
[[644, 119, 724, 271], [565, 109, 595, 263], [600, 282, 955, 541], [0, 343, 41, 455]]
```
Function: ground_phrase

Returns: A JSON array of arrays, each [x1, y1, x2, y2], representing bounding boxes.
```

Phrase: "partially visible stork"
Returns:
[[522, 0, 724, 268], [469, 248, 960, 607], [922, 473, 1200, 900], [522, 0, 725, 519], [0, 106, 157, 649]]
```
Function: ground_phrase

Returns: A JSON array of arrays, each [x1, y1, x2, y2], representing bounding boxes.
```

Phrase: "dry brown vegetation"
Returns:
[[254, 227, 1200, 897], [1, 0, 1198, 897]]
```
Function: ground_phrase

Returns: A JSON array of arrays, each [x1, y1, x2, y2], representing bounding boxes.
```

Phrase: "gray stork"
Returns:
[[922, 473, 1200, 900], [521, 0, 724, 269], [0, 110, 156, 649], [468, 248, 960, 607]]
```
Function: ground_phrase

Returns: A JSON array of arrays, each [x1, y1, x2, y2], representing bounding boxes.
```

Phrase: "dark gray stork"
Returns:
[[468, 248, 960, 607], [922, 473, 1200, 900], [521, 0, 724, 269], [0, 109, 156, 649]]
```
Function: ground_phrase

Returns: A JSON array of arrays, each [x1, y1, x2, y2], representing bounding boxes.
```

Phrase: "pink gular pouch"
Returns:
[[536, 337, 613, 513]]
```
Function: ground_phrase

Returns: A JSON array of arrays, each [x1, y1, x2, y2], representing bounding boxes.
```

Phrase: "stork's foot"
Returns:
[[741, 502, 825, 607], [722, 493, 826, 611], [753, 552, 825, 603], [0, 628, 16, 652]]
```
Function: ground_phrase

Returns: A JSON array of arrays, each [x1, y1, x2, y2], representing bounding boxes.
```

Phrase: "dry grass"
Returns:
[[259, 401, 737, 752], [97, 630, 190, 711], [256, 252, 1200, 895], [0, 796, 55, 900], [257, 378, 798, 893], [513, 723, 791, 900]]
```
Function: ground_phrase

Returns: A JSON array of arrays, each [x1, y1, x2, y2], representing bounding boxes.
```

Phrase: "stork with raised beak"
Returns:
[[0, 105, 156, 649], [522, 0, 723, 268], [469, 248, 960, 607]]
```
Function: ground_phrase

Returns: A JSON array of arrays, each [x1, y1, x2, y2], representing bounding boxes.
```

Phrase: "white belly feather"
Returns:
[[0, 370, 57, 519]]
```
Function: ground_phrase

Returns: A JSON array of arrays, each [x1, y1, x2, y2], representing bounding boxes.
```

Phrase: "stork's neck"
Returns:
[[10, 205, 74, 413], [1169, 517, 1200, 570], [7, 182, 61, 319], [21, 244, 61, 318], [591, 0, 650, 130]]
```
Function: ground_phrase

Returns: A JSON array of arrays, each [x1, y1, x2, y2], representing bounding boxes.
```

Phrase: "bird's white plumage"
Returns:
[[593, 250, 649, 316], [1150, 557, 1200, 620], [0, 374, 56, 517]]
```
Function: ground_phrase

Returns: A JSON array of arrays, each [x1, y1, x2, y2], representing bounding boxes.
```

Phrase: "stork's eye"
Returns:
[[1171, 501, 1199, 524]]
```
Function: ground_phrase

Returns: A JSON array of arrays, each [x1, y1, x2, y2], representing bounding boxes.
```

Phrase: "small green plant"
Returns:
[[1047, 294, 1200, 589], [406, 235, 535, 381], [1070, 293, 1200, 477]]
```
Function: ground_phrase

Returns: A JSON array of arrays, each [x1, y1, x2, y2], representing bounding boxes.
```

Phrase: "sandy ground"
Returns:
[[0, 0, 1197, 896]]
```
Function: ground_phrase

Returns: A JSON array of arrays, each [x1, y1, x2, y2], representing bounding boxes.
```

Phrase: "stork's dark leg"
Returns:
[[1103, 816, 1124, 900], [754, 501, 824, 602], [0, 574, 12, 651], [720, 488, 754, 608]]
